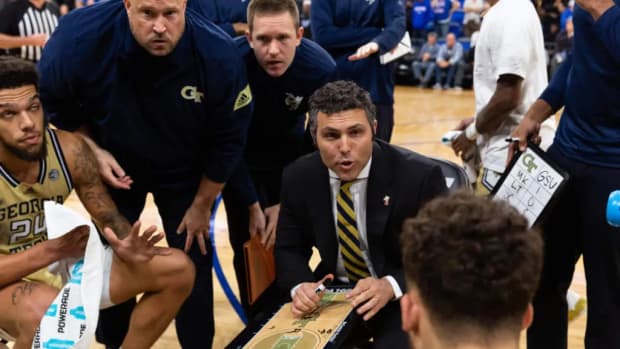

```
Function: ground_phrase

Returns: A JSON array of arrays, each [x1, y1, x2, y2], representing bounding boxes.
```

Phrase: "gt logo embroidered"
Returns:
[[181, 86, 204, 103]]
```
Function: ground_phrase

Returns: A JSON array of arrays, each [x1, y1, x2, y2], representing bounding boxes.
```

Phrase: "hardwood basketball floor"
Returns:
[[57, 86, 586, 349]]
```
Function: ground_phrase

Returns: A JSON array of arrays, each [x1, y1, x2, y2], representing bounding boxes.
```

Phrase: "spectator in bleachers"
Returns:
[[454, 32, 475, 88], [462, 0, 486, 36], [55, 0, 72, 15], [431, 0, 459, 37], [412, 32, 439, 87], [434, 33, 463, 89], [539, 0, 560, 41], [410, 0, 434, 39], [298, 0, 312, 38], [557, 0, 573, 30]]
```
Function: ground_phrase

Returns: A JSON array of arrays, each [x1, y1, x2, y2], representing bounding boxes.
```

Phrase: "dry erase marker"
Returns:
[[315, 283, 326, 294], [505, 137, 520, 143], [441, 130, 462, 145]]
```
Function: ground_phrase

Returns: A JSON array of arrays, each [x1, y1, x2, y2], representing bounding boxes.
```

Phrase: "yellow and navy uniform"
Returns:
[[0, 128, 72, 287]]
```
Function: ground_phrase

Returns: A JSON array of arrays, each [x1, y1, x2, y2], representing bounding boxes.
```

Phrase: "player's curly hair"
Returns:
[[247, 0, 300, 31], [0, 57, 38, 91], [308, 80, 376, 141], [401, 190, 543, 339]]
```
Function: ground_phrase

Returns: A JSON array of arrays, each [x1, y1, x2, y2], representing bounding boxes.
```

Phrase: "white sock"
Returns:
[[567, 289, 581, 310]]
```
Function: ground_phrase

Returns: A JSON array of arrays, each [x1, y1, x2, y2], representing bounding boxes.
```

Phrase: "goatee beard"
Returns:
[[7, 137, 46, 161]]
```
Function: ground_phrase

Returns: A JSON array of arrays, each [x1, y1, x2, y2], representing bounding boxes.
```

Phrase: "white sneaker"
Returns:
[[567, 289, 586, 322]]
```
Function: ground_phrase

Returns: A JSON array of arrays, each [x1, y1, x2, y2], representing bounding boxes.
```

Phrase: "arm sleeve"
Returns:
[[275, 167, 316, 293], [436, 45, 446, 62], [38, 22, 84, 131], [391, 164, 447, 291], [310, 0, 383, 50], [450, 43, 463, 64], [593, 4, 620, 63], [385, 275, 403, 300], [222, 161, 259, 207], [416, 44, 426, 60], [429, 45, 438, 60], [217, 23, 236, 37], [202, 50, 253, 183], [375, 0, 407, 54], [539, 53, 572, 111], [494, 18, 529, 79]]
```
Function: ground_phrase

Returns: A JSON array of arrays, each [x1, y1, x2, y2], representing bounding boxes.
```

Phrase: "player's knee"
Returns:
[[14, 285, 57, 338], [163, 249, 195, 296]]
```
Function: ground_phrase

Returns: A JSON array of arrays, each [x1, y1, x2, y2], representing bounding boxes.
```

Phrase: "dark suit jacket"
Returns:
[[275, 140, 448, 294]]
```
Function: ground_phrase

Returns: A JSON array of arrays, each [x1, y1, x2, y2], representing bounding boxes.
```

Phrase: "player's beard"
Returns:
[[5, 119, 49, 161], [5, 132, 46, 161]]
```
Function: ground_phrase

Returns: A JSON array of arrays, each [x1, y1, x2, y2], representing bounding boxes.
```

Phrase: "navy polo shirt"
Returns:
[[38, 0, 252, 183], [311, 0, 406, 105], [227, 37, 336, 206], [540, 3, 620, 167]]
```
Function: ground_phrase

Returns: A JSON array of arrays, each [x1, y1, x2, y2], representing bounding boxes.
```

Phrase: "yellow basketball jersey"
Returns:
[[0, 129, 73, 287]]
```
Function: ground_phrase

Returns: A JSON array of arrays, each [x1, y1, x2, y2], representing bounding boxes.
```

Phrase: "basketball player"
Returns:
[[0, 56, 195, 349], [401, 191, 543, 349]]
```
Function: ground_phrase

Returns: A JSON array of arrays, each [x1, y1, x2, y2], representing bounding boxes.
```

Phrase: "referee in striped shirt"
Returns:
[[0, 0, 59, 62]]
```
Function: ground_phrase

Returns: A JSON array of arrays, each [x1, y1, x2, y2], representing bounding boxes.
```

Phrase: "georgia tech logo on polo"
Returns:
[[181, 85, 204, 103], [234, 84, 253, 111], [284, 93, 303, 111]]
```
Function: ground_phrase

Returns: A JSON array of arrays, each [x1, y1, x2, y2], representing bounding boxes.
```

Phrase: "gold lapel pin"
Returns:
[[383, 195, 390, 206]]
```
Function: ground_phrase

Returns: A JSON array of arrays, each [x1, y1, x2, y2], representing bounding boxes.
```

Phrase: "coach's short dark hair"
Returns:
[[0, 57, 38, 91], [247, 0, 300, 31], [401, 191, 543, 340], [308, 80, 376, 140]]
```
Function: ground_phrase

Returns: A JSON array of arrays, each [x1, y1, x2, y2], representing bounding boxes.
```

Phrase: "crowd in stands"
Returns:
[[401, 0, 575, 88]]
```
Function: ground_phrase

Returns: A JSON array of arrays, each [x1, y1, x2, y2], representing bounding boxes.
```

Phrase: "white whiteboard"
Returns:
[[492, 145, 567, 228]]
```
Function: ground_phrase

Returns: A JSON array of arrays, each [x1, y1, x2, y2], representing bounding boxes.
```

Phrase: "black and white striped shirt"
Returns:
[[0, 0, 59, 62]]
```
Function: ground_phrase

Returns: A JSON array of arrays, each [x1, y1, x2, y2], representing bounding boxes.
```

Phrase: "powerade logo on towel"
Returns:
[[38, 202, 105, 349], [33, 259, 87, 349], [69, 261, 83, 284]]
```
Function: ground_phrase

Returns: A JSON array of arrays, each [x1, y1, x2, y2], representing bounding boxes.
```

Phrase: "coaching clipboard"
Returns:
[[490, 141, 569, 228], [227, 287, 359, 349]]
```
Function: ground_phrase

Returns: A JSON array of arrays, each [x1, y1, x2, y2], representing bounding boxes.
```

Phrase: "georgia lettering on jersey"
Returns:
[[1, 196, 64, 253]]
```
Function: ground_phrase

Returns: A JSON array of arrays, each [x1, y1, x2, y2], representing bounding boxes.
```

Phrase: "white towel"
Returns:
[[32, 202, 105, 349]]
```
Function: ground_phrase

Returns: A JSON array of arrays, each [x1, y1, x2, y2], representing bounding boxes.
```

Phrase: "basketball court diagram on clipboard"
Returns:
[[491, 142, 569, 227], [243, 289, 354, 349]]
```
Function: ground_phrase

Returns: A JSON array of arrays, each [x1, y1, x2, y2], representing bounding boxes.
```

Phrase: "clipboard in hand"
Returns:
[[491, 141, 569, 227], [379, 31, 413, 65], [243, 235, 275, 305]]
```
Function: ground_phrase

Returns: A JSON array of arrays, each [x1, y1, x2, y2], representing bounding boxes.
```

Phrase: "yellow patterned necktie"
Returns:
[[337, 181, 371, 282]]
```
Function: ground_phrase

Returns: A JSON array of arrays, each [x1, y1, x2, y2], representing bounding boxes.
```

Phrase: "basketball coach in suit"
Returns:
[[274, 80, 447, 348]]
